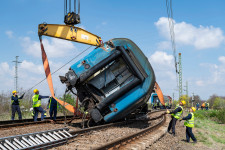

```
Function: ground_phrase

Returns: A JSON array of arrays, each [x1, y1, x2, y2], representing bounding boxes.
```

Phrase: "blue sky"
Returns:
[[1, 0, 225, 100]]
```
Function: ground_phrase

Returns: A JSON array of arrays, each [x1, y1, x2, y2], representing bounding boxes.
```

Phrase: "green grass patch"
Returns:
[[196, 131, 212, 146], [194, 109, 225, 124], [210, 135, 225, 144], [192, 109, 225, 148]]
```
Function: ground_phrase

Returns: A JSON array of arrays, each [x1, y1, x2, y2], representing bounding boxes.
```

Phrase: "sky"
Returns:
[[1, 0, 225, 100]]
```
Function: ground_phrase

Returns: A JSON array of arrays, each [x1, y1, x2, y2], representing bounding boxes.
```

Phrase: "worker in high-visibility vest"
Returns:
[[32, 89, 50, 121], [201, 102, 205, 110], [180, 107, 197, 143], [166, 100, 186, 136], [196, 103, 200, 110], [11, 90, 25, 120], [47, 96, 59, 121], [205, 102, 209, 110]]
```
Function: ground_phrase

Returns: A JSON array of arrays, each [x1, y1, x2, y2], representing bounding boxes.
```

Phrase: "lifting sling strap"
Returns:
[[39, 36, 76, 114], [154, 82, 165, 106]]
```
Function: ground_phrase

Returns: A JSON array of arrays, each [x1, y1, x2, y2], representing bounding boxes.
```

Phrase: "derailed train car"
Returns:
[[60, 38, 156, 123], [150, 93, 172, 109]]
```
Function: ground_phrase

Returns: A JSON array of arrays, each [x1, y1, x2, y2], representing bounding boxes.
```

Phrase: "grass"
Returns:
[[210, 135, 225, 144], [196, 130, 213, 146], [192, 109, 225, 148], [194, 109, 225, 124]]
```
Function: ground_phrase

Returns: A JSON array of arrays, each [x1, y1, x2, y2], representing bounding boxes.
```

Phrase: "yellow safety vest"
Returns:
[[184, 113, 194, 128], [171, 105, 183, 119], [32, 94, 41, 107], [11, 95, 20, 104]]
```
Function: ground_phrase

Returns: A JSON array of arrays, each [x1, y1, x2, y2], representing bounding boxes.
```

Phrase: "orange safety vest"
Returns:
[[201, 103, 205, 107]]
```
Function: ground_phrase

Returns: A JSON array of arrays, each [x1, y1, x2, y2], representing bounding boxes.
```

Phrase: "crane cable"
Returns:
[[64, 0, 80, 14], [166, 0, 178, 74], [166, 0, 179, 88]]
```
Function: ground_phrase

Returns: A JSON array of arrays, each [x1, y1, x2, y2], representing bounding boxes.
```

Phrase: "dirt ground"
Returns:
[[148, 114, 225, 150]]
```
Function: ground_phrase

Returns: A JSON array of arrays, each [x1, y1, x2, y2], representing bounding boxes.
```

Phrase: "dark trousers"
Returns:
[[34, 107, 46, 121], [168, 117, 177, 134], [11, 105, 22, 120], [49, 106, 57, 121], [186, 127, 197, 142]]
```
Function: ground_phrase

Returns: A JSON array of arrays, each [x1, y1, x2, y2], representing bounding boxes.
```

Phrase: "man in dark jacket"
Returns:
[[11, 90, 24, 120], [180, 107, 197, 143], [167, 100, 186, 136], [47, 96, 59, 121]]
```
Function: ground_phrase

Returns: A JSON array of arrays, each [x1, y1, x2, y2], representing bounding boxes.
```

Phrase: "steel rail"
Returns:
[[36, 110, 166, 149], [94, 113, 166, 150], [0, 111, 166, 149], [0, 115, 75, 124], [0, 115, 76, 129]]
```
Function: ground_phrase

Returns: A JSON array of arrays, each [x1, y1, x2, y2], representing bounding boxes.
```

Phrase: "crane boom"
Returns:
[[38, 24, 102, 46]]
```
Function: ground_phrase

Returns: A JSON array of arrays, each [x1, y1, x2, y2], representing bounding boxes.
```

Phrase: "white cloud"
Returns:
[[5, 30, 14, 38], [150, 51, 174, 68], [0, 62, 13, 76], [218, 56, 225, 64], [149, 51, 176, 83], [155, 17, 225, 50], [148, 51, 177, 98], [198, 57, 225, 87], [20, 60, 44, 75], [21, 37, 77, 58]]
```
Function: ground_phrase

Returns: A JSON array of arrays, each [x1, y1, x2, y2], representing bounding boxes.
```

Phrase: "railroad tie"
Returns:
[[0, 128, 76, 150]]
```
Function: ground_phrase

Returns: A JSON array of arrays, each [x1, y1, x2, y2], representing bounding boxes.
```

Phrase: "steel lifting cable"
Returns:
[[64, 0, 67, 16], [78, 0, 80, 15], [69, 0, 71, 12], [75, 0, 77, 13], [166, 0, 179, 88], [166, 0, 177, 73]]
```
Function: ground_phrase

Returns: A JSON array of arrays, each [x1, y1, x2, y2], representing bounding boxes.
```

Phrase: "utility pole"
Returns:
[[12, 56, 22, 91], [178, 53, 182, 100]]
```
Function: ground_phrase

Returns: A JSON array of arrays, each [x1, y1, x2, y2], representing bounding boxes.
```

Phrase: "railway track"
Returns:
[[0, 110, 166, 150], [0, 115, 76, 129]]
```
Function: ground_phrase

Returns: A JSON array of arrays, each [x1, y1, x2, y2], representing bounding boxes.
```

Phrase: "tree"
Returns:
[[212, 97, 225, 110], [180, 95, 191, 107], [207, 94, 218, 109]]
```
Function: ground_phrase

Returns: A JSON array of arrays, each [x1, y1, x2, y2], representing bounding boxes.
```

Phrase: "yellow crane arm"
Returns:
[[38, 24, 102, 46]]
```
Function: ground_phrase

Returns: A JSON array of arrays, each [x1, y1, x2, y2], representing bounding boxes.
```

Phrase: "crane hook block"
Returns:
[[64, 12, 80, 25]]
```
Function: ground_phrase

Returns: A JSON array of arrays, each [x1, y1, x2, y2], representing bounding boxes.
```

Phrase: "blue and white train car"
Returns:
[[60, 38, 156, 123]]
